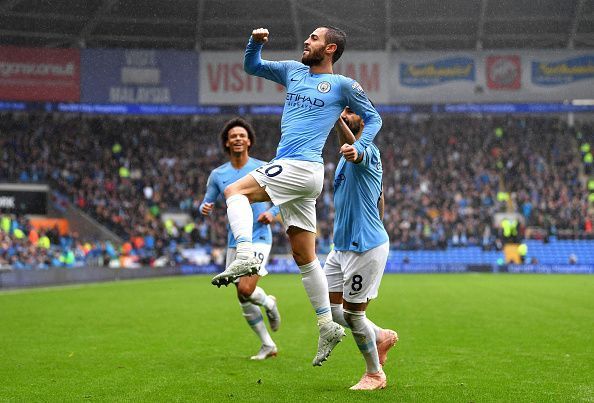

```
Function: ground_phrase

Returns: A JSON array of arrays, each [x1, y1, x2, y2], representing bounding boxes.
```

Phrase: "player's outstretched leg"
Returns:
[[345, 309, 386, 390], [240, 301, 277, 360], [249, 286, 281, 332]]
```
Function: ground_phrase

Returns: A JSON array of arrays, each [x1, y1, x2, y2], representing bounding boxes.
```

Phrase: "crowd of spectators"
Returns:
[[373, 116, 594, 249], [0, 214, 108, 269], [0, 213, 187, 269], [1, 112, 592, 263]]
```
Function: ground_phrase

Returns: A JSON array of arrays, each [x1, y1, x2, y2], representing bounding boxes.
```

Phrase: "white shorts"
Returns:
[[324, 241, 389, 304], [250, 159, 324, 234], [226, 242, 271, 278]]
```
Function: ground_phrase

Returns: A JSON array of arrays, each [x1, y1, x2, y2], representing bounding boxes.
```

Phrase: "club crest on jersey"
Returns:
[[334, 173, 346, 189], [317, 81, 331, 93], [352, 81, 365, 97]]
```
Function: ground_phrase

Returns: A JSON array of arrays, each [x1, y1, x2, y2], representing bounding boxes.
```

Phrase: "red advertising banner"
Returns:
[[0, 46, 80, 101], [486, 55, 521, 90], [199, 51, 390, 104]]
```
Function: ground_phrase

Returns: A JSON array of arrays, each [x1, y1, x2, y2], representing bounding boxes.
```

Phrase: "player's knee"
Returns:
[[290, 245, 315, 266], [291, 250, 309, 266], [236, 282, 255, 299], [224, 183, 239, 199], [288, 228, 316, 265], [343, 309, 365, 328], [343, 311, 355, 327]]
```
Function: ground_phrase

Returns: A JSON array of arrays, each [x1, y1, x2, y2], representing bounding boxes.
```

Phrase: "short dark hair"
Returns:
[[320, 25, 346, 64], [220, 117, 256, 154]]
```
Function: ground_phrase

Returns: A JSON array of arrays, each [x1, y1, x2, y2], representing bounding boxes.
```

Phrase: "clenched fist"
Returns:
[[340, 143, 360, 162], [251, 28, 269, 44], [257, 211, 275, 224], [201, 202, 214, 215]]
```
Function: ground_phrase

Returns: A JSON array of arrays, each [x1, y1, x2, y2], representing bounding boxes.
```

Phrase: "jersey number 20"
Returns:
[[256, 164, 283, 178]]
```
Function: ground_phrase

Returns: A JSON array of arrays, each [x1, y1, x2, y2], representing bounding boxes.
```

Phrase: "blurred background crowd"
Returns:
[[1, 112, 593, 268]]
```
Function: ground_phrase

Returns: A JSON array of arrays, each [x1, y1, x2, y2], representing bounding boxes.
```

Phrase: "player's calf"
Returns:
[[265, 295, 281, 332], [344, 309, 381, 374]]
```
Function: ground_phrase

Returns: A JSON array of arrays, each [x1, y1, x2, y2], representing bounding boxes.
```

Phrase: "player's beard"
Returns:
[[301, 46, 325, 66], [347, 119, 361, 135]]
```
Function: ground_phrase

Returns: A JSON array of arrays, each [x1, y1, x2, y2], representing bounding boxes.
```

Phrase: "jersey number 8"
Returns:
[[351, 274, 363, 292]]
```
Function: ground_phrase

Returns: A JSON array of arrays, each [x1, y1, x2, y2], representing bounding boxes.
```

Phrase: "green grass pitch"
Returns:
[[1, 274, 593, 402]]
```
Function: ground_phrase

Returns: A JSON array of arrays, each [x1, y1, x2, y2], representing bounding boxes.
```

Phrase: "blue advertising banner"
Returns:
[[81, 49, 198, 105], [531, 55, 594, 86], [2, 101, 594, 116], [0, 101, 26, 111], [507, 264, 594, 274], [55, 103, 222, 115], [400, 56, 475, 87]]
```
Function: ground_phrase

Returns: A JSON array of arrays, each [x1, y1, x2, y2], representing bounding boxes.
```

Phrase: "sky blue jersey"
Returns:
[[333, 144, 389, 252], [199, 158, 279, 247], [244, 38, 382, 164]]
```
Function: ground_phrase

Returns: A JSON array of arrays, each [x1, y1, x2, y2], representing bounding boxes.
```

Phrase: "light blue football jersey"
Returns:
[[333, 144, 389, 252], [244, 38, 382, 164], [199, 157, 278, 247]]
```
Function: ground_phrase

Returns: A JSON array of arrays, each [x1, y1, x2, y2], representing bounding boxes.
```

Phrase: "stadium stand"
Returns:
[[1, 112, 592, 268]]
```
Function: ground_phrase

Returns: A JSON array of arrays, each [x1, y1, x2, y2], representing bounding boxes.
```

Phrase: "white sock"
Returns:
[[344, 309, 380, 374], [331, 303, 383, 338], [330, 303, 349, 328], [226, 194, 253, 258], [240, 302, 274, 346], [248, 286, 275, 311], [298, 259, 332, 327]]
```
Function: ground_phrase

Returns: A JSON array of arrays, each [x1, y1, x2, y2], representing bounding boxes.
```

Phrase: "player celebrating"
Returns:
[[200, 117, 281, 361], [211, 26, 382, 366], [325, 107, 397, 390]]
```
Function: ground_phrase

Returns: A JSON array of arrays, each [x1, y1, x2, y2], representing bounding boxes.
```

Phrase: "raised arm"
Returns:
[[335, 109, 357, 146], [341, 79, 382, 160], [244, 28, 300, 86]]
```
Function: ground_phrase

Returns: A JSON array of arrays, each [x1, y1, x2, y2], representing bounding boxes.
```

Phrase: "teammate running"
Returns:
[[325, 107, 398, 390], [200, 117, 281, 360], [211, 26, 382, 366]]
